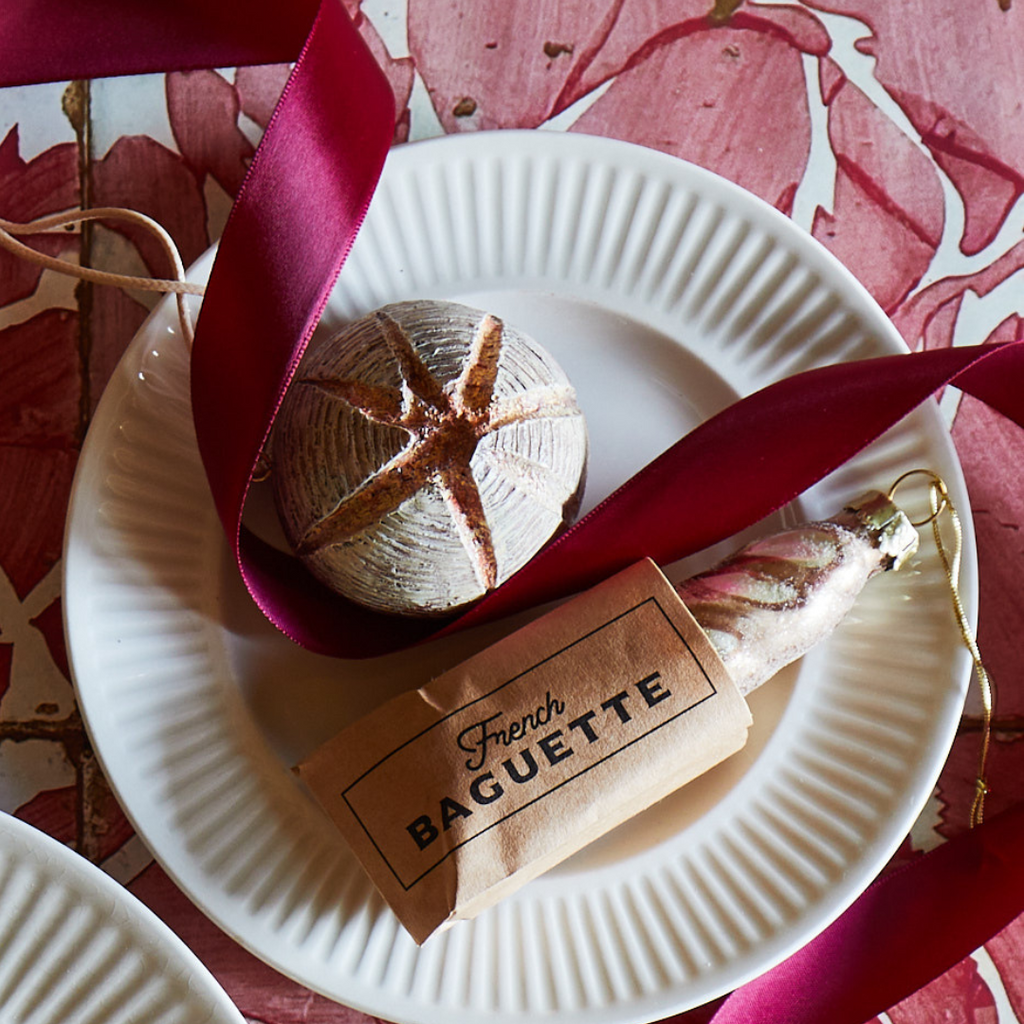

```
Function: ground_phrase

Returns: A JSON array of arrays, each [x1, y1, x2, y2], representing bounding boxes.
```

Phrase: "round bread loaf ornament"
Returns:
[[271, 300, 588, 617]]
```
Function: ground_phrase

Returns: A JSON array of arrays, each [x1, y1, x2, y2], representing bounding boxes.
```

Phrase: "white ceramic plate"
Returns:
[[0, 811, 243, 1024], [64, 132, 975, 1024]]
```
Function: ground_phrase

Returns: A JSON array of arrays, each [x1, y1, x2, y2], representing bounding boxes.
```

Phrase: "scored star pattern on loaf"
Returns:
[[296, 310, 581, 591]]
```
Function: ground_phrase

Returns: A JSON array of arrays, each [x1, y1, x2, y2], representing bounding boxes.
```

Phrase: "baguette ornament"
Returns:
[[271, 300, 588, 616], [678, 490, 920, 695], [297, 486, 949, 943]]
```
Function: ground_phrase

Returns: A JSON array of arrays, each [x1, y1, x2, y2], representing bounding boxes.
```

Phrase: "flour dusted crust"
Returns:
[[271, 300, 588, 616]]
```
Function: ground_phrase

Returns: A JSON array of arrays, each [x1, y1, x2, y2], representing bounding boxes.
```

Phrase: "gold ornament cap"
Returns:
[[843, 490, 920, 571]]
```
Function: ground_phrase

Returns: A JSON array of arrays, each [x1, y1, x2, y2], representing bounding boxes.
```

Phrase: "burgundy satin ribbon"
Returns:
[[0, 0, 317, 86], [6, 3, 1024, 1019], [445, 340, 1024, 639], [187, 0, 399, 651]]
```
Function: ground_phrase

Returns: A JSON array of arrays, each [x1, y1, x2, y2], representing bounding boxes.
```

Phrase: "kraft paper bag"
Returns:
[[296, 558, 751, 943]]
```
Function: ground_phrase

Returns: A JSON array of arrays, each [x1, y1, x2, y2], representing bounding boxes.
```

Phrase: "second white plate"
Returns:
[[64, 131, 974, 1024], [0, 812, 243, 1024]]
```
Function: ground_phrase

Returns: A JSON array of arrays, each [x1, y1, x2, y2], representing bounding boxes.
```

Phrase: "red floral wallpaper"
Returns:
[[1, 2, 1022, 1021]]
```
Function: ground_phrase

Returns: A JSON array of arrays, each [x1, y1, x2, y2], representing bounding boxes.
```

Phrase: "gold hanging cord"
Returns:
[[887, 469, 994, 828]]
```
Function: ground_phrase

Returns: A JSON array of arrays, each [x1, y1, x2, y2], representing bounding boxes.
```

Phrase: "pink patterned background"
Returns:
[[1, 1, 1023, 1021]]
